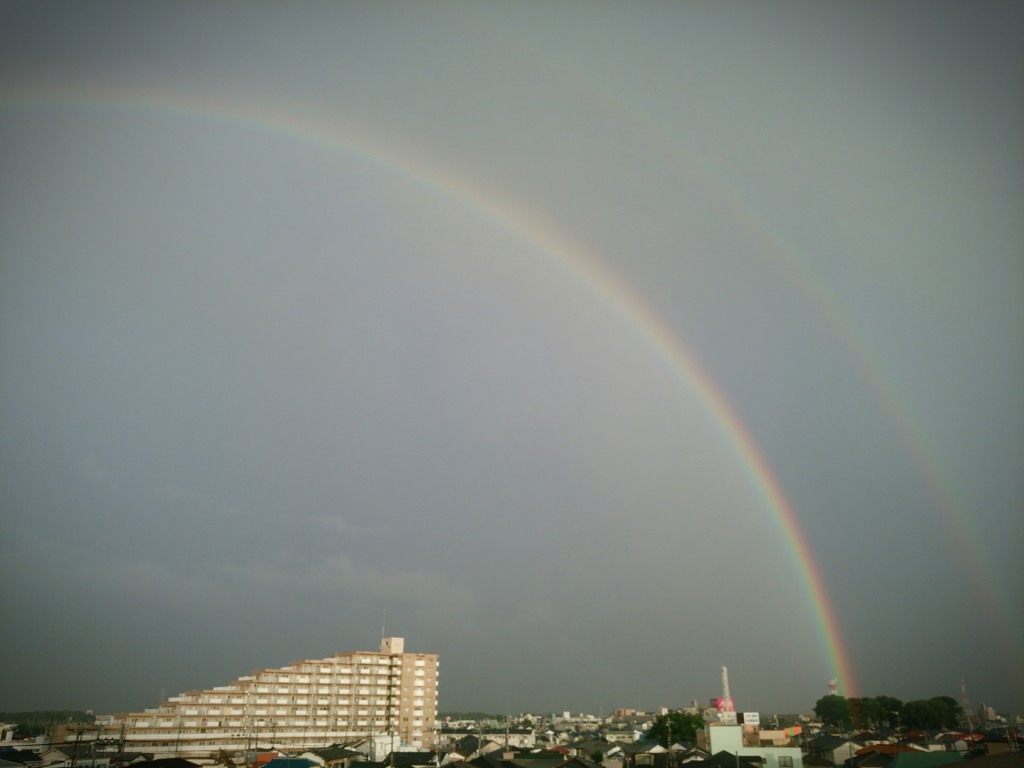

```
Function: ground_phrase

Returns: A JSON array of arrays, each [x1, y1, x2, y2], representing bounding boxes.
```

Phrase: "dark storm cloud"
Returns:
[[1, 1, 1021, 715]]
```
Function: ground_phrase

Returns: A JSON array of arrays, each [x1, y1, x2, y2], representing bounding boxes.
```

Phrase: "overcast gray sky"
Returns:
[[1, 1, 1021, 717]]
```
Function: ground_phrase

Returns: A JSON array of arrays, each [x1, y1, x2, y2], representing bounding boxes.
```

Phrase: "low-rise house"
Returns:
[[803, 736, 858, 766], [936, 735, 982, 755], [677, 747, 711, 766], [439, 732, 536, 753], [0, 749, 44, 768], [112, 753, 155, 765], [617, 743, 667, 768], [128, 758, 201, 768], [897, 734, 940, 753], [851, 736, 884, 751], [382, 752, 437, 768], [603, 735, 635, 747], [342, 737, 394, 763], [702, 752, 765, 768], [847, 752, 961, 768], [854, 747, 921, 759], [975, 735, 1012, 756], [301, 745, 366, 768], [449, 737, 504, 761], [568, 740, 621, 762], [466, 753, 544, 768], [39, 751, 114, 768], [467, 748, 593, 768]]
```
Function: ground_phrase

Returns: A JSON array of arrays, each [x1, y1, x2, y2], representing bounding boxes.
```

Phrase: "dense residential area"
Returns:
[[2, 640, 1021, 768], [1, 706, 1021, 768]]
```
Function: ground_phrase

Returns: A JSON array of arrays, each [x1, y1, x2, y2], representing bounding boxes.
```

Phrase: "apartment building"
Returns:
[[103, 637, 438, 760]]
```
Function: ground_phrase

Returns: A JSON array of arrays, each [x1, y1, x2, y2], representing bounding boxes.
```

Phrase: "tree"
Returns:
[[847, 698, 881, 730], [931, 696, 962, 728], [813, 696, 851, 730], [900, 698, 959, 731], [903, 697, 962, 730], [847, 697, 907, 730], [902, 700, 944, 730], [646, 711, 705, 746], [874, 696, 904, 730]]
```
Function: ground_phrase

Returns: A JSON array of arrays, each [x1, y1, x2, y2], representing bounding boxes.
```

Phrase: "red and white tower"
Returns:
[[720, 667, 737, 716], [961, 679, 975, 728]]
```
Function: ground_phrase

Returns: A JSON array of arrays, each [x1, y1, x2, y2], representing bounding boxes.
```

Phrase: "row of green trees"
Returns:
[[813, 695, 963, 731], [647, 693, 964, 746]]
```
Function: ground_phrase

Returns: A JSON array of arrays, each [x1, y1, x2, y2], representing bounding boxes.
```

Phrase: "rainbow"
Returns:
[[2, 83, 858, 696], [559, 84, 1024, 684], [533, 58, 1023, 689]]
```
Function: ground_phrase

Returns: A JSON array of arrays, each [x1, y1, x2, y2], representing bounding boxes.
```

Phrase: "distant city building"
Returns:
[[436, 726, 536, 752], [602, 730, 636, 745], [0, 724, 18, 746], [97, 637, 437, 760]]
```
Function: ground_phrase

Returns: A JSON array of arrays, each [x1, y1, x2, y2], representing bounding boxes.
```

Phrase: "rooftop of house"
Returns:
[[618, 744, 664, 755], [850, 752, 963, 768], [804, 735, 854, 753], [701, 752, 764, 768], [305, 745, 365, 762], [132, 759, 202, 768], [0, 749, 43, 765], [382, 752, 438, 768], [263, 758, 320, 768]]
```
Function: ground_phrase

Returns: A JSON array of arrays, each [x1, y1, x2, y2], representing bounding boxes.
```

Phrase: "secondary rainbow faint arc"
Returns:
[[1, 86, 858, 697], [567, 83, 1024, 682], [534, 54, 1023, 689]]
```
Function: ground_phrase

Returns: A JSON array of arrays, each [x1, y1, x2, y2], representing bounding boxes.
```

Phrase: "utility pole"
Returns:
[[70, 728, 82, 768], [115, 723, 125, 768]]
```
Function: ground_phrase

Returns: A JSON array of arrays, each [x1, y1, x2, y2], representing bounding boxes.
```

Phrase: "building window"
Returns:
[[779, 759, 794, 768]]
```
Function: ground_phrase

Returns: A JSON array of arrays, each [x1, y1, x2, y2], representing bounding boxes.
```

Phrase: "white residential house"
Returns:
[[702, 725, 803, 768]]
